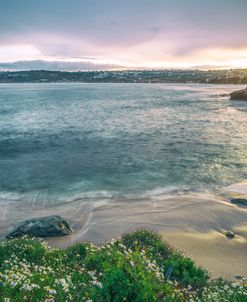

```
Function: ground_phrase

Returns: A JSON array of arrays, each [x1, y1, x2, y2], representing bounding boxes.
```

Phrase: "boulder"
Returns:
[[6, 215, 72, 239], [230, 87, 247, 100], [230, 198, 247, 207]]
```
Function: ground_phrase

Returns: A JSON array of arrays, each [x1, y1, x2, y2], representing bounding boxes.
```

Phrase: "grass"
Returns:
[[0, 229, 246, 302]]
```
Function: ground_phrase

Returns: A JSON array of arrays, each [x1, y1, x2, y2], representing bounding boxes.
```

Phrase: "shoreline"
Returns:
[[1, 181, 247, 280]]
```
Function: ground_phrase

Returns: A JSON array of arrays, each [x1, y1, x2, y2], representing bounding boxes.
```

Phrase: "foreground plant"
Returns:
[[0, 230, 246, 302]]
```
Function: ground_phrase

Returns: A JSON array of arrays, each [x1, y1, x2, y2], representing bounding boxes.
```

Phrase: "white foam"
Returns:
[[124, 186, 188, 201], [0, 191, 23, 202]]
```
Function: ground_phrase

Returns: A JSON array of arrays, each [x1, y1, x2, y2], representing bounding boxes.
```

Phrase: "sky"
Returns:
[[1, 0, 247, 70]]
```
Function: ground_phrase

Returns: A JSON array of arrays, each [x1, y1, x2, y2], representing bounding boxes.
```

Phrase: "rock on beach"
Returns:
[[6, 215, 72, 239]]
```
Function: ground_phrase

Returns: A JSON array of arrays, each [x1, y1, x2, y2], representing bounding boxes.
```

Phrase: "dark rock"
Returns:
[[230, 87, 247, 100], [230, 198, 247, 207], [6, 215, 72, 239], [218, 93, 229, 97], [225, 230, 235, 239], [235, 275, 243, 280]]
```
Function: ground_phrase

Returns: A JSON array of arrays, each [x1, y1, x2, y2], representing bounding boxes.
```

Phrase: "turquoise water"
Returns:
[[0, 83, 247, 205]]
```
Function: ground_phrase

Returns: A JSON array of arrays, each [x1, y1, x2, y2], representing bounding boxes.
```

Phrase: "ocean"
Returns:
[[0, 83, 246, 212]]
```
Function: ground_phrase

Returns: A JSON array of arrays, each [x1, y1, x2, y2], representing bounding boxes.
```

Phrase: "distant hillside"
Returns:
[[0, 60, 125, 72], [0, 69, 247, 84]]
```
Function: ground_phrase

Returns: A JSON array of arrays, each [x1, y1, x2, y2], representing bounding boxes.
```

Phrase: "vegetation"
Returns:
[[0, 68, 247, 84], [0, 229, 246, 302]]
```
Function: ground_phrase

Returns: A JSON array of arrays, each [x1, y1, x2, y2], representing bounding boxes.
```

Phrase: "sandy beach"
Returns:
[[1, 181, 247, 280], [163, 227, 247, 280]]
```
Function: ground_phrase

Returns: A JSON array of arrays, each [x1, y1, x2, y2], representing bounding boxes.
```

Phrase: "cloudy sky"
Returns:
[[1, 0, 247, 70]]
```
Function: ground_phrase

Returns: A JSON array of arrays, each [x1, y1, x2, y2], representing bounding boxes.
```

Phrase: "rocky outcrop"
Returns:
[[230, 87, 247, 100], [6, 215, 72, 239]]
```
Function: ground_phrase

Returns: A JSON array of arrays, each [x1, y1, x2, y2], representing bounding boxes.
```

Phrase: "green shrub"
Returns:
[[0, 237, 46, 267], [84, 240, 171, 302], [122, 229, 171, 265], [163, 252, 209, 288], [0, 230, 246, 302], [199, 279, 247, 302], [65, 242, 87, 266]]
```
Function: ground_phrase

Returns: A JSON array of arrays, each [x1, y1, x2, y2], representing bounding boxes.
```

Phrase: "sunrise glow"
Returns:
[[1, 1, 247, 70]]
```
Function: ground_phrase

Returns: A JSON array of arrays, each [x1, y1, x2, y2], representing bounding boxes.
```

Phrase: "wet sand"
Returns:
[[1, 181, 247, 280]]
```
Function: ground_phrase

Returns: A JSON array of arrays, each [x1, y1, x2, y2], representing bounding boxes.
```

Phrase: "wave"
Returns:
[[0, 186, 188, 207], [1, 179, 247, 211], [124, 186, 189, 200]]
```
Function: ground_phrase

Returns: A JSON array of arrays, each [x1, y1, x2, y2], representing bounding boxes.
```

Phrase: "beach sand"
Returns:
[[162, 227, 247, 280], [1, 181, 247, 280]]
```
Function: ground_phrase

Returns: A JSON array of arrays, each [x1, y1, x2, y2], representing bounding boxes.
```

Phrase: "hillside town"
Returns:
[[0, 68, 247, 84]]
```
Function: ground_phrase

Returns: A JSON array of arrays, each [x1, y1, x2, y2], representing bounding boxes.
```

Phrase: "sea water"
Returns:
[[0, 83, 247, 207]]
